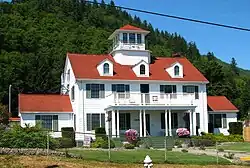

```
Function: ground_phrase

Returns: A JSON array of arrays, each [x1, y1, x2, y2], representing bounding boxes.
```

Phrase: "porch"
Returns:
[[105, 106, 197, 137]]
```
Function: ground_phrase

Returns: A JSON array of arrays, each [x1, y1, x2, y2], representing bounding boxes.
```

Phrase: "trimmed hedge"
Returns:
[[229, 122, 243, 135], [193, 133, 243, 143], [61, 127, 76, 148], [95, 127, 106, 139]]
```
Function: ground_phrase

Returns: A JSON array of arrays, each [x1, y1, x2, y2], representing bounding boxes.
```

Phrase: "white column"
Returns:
[[116, 110, 120, 138], [189, 110, 193, 136], [168, 109, 172, 136], [143, 110, 146, 137], [165, 110, 168, 136], [111, 110, 116, 138], [139, 110, 143, 137], [193, 110, 196, 136]]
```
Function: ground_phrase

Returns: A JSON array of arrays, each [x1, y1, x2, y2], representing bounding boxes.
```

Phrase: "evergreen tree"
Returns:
[[230, 57, 239, 76]]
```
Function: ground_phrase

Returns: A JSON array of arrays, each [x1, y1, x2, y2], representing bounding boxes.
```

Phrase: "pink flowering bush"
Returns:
[[176, 128, 190, 137], [125, 129, 138, 145]]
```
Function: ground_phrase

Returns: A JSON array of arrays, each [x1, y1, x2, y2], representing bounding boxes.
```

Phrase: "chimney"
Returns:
[[172, 52, 182, 57]]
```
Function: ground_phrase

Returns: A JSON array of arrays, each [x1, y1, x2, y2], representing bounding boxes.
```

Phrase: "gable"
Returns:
[[165, 61, 183, 78], [97, 58, 114, 76]]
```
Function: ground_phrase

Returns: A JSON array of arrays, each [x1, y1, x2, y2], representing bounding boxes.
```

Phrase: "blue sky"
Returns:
[[108, 0, 250, 70]]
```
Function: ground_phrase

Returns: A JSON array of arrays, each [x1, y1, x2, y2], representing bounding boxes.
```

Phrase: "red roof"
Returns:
[[119, 24, 146, 31], [19, 94, 73, 113], [68, 53, 208, 82], [207, 96, 238, 112], [9, 117, 20, 121]]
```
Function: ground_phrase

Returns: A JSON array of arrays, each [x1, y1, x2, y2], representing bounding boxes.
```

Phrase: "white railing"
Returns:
[[112, 93, 195, 106]]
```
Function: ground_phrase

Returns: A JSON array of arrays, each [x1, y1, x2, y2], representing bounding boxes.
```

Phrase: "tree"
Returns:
[[230, 57, 239, 76], [0, 103, 9, 125]]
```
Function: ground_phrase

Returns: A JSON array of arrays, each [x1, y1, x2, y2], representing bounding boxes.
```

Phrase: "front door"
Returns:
[[140, 84, 149, 104], [145, 114, 150, 135]]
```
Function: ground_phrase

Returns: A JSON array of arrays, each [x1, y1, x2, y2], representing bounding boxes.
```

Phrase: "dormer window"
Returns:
[[129, 33, 135, 44], [140, 64, 145, 75], [67, 69, 70, 82], [103, 63, 109, 74], [123, 33, 128, 43], [174, 65, 179, 76], [137, 34, 142, 44]]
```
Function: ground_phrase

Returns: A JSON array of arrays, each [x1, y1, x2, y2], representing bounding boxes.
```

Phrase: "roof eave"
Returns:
[[208, 110, 239, 113]]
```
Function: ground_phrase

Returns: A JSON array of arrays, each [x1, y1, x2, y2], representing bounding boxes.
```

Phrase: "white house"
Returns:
[[18, 24, 238, 142]]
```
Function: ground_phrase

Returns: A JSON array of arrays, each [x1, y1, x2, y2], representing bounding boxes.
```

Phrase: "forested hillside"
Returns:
[[0, 0, 250, 121]]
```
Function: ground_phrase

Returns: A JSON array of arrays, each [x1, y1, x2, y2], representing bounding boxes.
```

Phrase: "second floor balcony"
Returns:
[[110, 93, 196, 106]]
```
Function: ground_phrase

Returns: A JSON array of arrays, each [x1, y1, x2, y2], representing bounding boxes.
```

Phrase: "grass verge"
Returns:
[[68, 149, 230, 165]]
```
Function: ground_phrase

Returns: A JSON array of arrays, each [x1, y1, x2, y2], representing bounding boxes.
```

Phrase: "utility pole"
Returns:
[[9, 84, 12, 114]]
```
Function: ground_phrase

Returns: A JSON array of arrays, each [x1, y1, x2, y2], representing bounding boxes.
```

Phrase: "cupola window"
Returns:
[[123, 33, 128, 43], [174, 65, 179, 76], [103, 63, 109, 74], [129, 33, 135, 44], [140, 64, 146, 75], [137, 34, 142, 44]]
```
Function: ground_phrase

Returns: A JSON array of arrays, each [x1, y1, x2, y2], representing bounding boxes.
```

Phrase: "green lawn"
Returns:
[[68, 149, 230, 165], [217, 142, 250, 152]]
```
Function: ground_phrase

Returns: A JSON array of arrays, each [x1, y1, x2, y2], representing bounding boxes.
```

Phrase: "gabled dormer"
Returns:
[[108, 24, 151, 66], [165, 62, 183, 78], [132, 60, 149, 77], [97, 58, 114, 76]]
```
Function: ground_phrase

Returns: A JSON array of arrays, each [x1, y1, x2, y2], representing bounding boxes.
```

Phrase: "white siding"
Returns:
[[112, 50, 150, 65]]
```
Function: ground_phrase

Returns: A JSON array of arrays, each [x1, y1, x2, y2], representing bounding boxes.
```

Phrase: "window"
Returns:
[[103, 63, 109, 74], [86, 84, 105, 98], [140, 64, 146, 75], [209, 114, 227, 128], [160, 85, 177, 98], [123, 33, 128, 43], [112, 84, 130, 98], [174, 65, 179, 76], [87, 113, 105, 131], [161, 113, 178, 129], [67, 69, 70, 82], [35, 115, 58, 131], [119, 113, 131, 130], [129, 33, 135, 43], [71, 86, 75, 101], [137, 34, 142, 44], [196, 113, 200, 128], [183, 85, 199, 99]]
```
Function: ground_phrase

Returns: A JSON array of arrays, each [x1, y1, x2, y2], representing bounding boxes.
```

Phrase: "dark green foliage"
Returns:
[[0, 0, 250, 120], [0, 124, 58, 149], [95, 127, 106, 139], [228, 122, 243, 135], [123, 143, 135, 149], [61, 127, 76, 147], [193, 133, 243, 143]]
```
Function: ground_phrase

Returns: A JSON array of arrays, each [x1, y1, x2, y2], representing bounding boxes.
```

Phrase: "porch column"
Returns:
[[111, 110, 116, 138], [116, 110, 120, 138], [165, 109, 168, 136], [168, 109, 172, 136], [193, 110, 197, 136], [143, 110, 146, 137], [189, 110, 193, 136], [139, 110, 143, 137]]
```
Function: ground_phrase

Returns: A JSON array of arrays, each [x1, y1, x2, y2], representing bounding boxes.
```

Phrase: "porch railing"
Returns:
[[112, 93, 195, 106]]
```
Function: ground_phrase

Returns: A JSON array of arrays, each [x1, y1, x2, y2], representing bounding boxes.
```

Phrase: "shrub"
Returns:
[[229, 122, 243, 135], [95, 127, 106, 139], [124, 143, 135, 149], [192, 133, 243, 143], [217, 148, 224, 152], [90, 137, 115, 149], [174, 139, 183, 146], [61, 127, 76, 148], [58, 138, 74, 149], [0, 124, 58, 149], [125, 129, 139, 145], [181, 149, 188, 153]]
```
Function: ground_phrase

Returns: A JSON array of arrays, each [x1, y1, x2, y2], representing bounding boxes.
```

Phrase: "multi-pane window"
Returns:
[[119, 113, 131, 130], [123, 33, 128, 43], [112, 84, 130, 98], [174, 66, 180, 76], [86, 84, 105, 98], [209, 114, 227, 128], [137, 34, 142, 44], [161, 113, 178, 129], [129, 33, 136, 44], [87, 113, 105, 131], [103, 63, 109, 74], [160, 85, 177, 98], [183, 85, 199, 99], [71, 86, 75, 101], [140, 64, 145, 75], [35, 115, 58, 131]]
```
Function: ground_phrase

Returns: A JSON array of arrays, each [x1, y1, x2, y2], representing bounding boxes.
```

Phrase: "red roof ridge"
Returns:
[[119, 24, 147, 31]]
